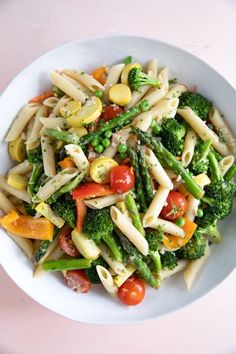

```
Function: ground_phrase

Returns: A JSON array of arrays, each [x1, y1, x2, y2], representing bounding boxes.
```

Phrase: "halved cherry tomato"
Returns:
[[110, 165, 135, 194], [64, 270, 91, 293], [101, 105, 124, 122], [160, 191, 187, 221], [72, 182, 115, 200], [59, 226, 79, 257], [118, 277, 145, 306]]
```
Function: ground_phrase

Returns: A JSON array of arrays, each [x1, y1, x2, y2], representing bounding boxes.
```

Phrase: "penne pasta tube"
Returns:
[[132, 111, 153, 131], [150, 218, 185, 238], [219, 155, 235, 176], [96, 265, 118, 296], [209, 107, 236, 154], [184, 240, 210, 290], [0, 175, 30, 203], [0, 192, 17, 213], [104, 64, 125, 102], [5, 103, 40, 142], [165, 84, 187, 99], [150, 97, 179, 121], [35, 202, 65, 228], [26, 105, 48, 151], [50, 71, 86, 103], [43, 96, 59, 108], [32, 168, 79, 202], [49, 95, 71, 117], [8, 160, 32, 176], [64, 144, 89, 174], [181, 129, 198, 167], [114, 264, 137, 287], [40, 117, 68, 129], [33, 243, 64, 278], [7, 231, 34, 259], [147, 59, 158, 78], [142, 146, 173, 189], [62, 69, 105, 92], [160, 260, 188, 280], [185, 195, 200, 222], [110, 206, 149, 256], [100, 244, 126, 275], [142, 187, 170, 227], [84, 194, 124, 209], [178, 107, 231, 156], [41, 135, 56, 177]]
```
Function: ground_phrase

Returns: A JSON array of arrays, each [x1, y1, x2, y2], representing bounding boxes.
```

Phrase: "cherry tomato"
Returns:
[[110, 165, 135, 194], [64, 270, 91, 293], [118, 277, 145, 306], [59, 227, 79, 257], [160, 191, 187, 221], [101, 105, 124, 122]]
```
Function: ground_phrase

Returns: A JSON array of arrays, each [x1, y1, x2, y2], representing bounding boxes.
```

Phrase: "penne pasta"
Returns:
[[26, 105, 48, 151], [0, 192, 17, 213], [150, 218, 185, 238], [140, 68, 169, 107], [100, 244, 126, 275], [7, 231, 34, 259], [50, 71, 86, 103], [219, 155, 235, 176], [62, 69, 105, 92], [181, 129, 198, 167], [150, 97, 179, 121], [104, 64, 125, 102], [33, 243, 64, 277], [110, 206, 149, 256], [142, 187, 170, 227], [132, 111, 153, 131], [178, 107, 231, 156], [114, 264, 137, 287], [49, 95, 70, 117], [84, 194, 124, 209], [41, 135, 56, 177], [64, 144, 89, 174], [96, 265, 118, 296], [40, 117, 68, 129], [0, 175, 30, 203], [8, 160, 32, 176], [147, 59, 158, 78], [165, 84, 187, 99], [185, 195, 199, 222], [43, 96, 59, 108]]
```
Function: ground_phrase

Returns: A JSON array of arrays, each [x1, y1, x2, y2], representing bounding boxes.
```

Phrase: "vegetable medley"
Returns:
[[0, 56, 235, 306]]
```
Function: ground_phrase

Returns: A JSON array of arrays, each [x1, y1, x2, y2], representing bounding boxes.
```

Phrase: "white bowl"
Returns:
[[0, 35, 236, 325]]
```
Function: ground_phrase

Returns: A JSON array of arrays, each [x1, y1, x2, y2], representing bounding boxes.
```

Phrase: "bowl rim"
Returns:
[[0, 33, 235, 325]]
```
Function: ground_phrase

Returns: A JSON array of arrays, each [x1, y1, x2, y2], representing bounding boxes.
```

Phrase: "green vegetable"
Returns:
[[33, 227, 58, 264], [146, 228, 164, 273], [125, 193, 145, 235], [42, 258, 91, 271], [117, 144, 128, 154], [94, 144, 104, 153], [52, 86, 65, 97], [119, 153, 128, 160], [137, 144, 154, 205], [25, 203, 36, 216], [131, 127, 204, 199], [116, 228, 158, 288], [27, 147, 42, 165], [85, 257, 108, 284], [83, 208, 122, 262], [123, 56, 132, 65], [176, 232, 206, 260], [178, 91, 212, 120], [94, 89, 103, 99], [224, 163, 236, 181], [52, 198, 76, 228], [102, 138, 110, 148], [175, 217, 185, 227], [128, 67, 160, 91], [196, 208, 203, 217], [128, 147, 147, 212], [208, 151, 222, 183], [104, 130, 113, 138], [159, 116, 186, 156], [190, 139, 211, 175], [152, 124, 162, 135], [27, 162, 43, 197], [91, 138, 99, 147], [161, 251, 178, 270]]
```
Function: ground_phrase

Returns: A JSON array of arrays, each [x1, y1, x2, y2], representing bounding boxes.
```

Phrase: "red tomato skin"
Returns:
[[64, 270, 91, 293], [59, 227, 79, 257], [118, 277, 145, 306], [110, 165, 135, 194], [160, 191, 187, 221], [101, 105, 124, 122]]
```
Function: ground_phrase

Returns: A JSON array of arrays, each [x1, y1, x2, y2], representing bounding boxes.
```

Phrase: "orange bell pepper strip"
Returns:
[[91, 66, 107, 85], [58, 157, 75, 169], [0, 211, 54, 240], [28, 91, 55, 103], [72, 182, 115, 200], [75, 199, 87, 232], [163, 217, 197, 251]]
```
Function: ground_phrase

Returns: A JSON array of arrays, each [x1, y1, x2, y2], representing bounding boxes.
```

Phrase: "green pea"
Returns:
[[117, 144, 128, 154], [119, 153, 128, 160], [94, 90, 103, 99], [91, 138, 99, 147], [94, 144, 104, 153], [102, 138, 111, 148], [197, 208, 204, 217], [153, 124, 161, 135], [104, 130, 112, 138], [175, 217, 185, 227]]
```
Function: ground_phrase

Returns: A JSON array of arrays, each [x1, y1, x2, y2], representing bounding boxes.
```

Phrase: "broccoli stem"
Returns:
[[27, 162, 43, 197], [115, 228, 158, 288], [224, 164, 236, 181], [136, 144, 154, 205], [131, 128, 204, 199], [128, 147, 147, 212], [47, 172, 85, 204], [208, 151, 222, 183], [125, 193, 145, 236], [150, 250, 162, 273], [101, 233, 123, 262], [42, 258, 91, 271]]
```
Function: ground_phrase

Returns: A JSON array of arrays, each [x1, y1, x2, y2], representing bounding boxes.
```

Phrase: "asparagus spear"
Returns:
[[131, 127, 204, 199], [43, 100, 150, 147], [136, 144, 154, 205], [115, 228, 158, 288], [128, 147, 147, 212], [224, 163, 236, 181], [125, 193, 145, 236], [208, 151, 222, 183], [27, 162, 43, 197], [47, 171, 85, 204], [42, 258, 91, 271]]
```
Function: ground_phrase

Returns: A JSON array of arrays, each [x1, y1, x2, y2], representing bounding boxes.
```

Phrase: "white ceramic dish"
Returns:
[[0, 35, 236, 325]]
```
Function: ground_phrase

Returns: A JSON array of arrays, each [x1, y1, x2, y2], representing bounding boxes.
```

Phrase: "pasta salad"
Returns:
[[0, 56, 235, 306]]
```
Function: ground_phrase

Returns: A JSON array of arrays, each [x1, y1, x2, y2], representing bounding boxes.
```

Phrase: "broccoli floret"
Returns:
[[159, 117, 186, 156], [27, 147, 43, 165], [83, 208, 114, 245], [190, 139, 211, 175], [145, 227, 164, 273], [85, 257, 108, 284], [176, 232, 206, 260], [179, 92, 212, 120], [196, 222, 221, 243], [52, 198, 76, 228], [160, 251, 178, 270], [128, 67, 160, 91]]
